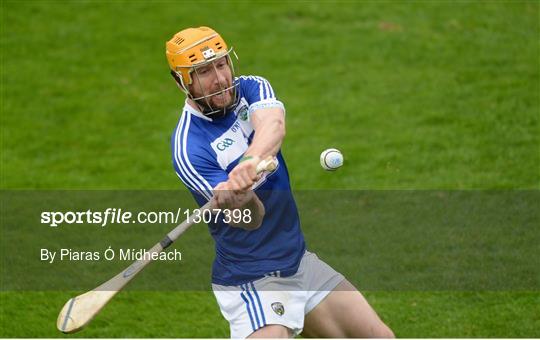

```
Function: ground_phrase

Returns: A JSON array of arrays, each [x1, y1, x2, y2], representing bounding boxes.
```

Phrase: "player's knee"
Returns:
[[371, 324, 395, 338]]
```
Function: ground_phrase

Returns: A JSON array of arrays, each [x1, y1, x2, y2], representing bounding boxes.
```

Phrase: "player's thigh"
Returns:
[[247, 324, 292, 338], [303, 280, 394, 338]]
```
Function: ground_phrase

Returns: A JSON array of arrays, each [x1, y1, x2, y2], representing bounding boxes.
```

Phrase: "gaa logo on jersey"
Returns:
[[271, 302, 285, 316], [216, 138, 234, 151]]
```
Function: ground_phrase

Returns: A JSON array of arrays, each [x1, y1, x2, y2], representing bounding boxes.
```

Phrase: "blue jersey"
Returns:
[[171, 75, 306, 286]]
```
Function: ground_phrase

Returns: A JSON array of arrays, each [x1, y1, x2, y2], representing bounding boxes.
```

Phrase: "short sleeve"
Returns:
[[238, 76, 285, 116]]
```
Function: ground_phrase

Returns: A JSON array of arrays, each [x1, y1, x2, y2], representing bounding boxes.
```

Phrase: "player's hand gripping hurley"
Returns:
[[56, 156, 278, 334]]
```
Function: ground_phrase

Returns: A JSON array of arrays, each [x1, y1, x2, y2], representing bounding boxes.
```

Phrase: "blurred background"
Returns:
[[2, 1, 538, 190]]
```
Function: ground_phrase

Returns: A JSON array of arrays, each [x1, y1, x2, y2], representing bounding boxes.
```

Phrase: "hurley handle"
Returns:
[[254, 156, 278, 174]]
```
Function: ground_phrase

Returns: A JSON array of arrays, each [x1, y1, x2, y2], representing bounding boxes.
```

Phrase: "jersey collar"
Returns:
[[184, 99, 213, 122]]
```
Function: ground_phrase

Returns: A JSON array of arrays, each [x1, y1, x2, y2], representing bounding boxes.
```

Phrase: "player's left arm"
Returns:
[[245, 107, 286, 160], [227, 107, 285, 191]]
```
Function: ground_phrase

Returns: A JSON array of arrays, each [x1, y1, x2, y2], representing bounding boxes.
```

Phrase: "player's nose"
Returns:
[[214, 68, 228, 88]]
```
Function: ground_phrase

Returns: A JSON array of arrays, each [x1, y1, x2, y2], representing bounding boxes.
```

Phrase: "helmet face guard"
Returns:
[[166, 27, 239, 117], [176, 49, 239, 117]]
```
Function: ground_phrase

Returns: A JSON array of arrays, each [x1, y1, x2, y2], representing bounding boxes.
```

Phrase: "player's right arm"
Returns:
[[211, 182, 265, 230]]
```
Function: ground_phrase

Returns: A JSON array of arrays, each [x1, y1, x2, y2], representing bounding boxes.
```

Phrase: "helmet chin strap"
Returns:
[[193, 97, 227, 118]]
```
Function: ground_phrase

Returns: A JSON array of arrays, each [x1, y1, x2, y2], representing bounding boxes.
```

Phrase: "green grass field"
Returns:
[[1, 1, 539, 338]]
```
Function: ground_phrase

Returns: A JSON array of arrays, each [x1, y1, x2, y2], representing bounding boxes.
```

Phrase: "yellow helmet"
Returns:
[[166, 26, 239, 117], [166, 26, 231, 88]]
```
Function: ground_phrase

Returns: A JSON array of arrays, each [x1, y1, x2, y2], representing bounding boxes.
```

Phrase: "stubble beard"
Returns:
[[195, 87, 233, 113]]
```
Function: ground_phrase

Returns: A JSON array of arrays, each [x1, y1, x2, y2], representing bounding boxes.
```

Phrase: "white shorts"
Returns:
[[212, 251, 345, 338]]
